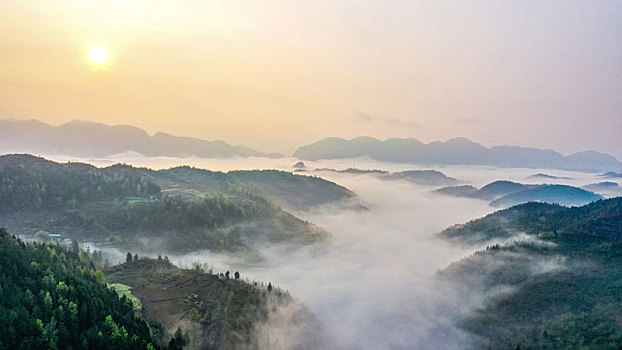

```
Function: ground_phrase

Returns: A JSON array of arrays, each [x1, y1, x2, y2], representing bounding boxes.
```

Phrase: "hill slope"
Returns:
[[0, 154, 348, 256], [0, 229, 161, 349], [438, 198, 622, 349], [0, 154, 160, 212], [104, 258, 321, 350], [154, 166, 354, 210]]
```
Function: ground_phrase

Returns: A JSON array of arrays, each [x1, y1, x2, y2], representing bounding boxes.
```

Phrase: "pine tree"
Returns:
[[71, 239, 79, 254]]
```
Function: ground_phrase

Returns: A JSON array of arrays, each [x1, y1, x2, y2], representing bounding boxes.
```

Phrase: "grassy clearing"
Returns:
[[109, 282, 143, 312]]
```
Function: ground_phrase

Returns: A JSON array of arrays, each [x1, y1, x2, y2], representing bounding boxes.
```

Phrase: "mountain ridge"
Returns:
[[436, 180, 603, 208], [0, 119, 282, 159], [294, 136, 622, 172]]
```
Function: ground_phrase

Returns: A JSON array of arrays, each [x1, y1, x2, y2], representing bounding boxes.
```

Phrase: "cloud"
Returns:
[[454, 117, 483, 126], [385, 115, 422, 128], [76, 154, 606, 349], [352, 111, 421, 128], [352, 111, 375, 122], [170, 170, 498, 349]]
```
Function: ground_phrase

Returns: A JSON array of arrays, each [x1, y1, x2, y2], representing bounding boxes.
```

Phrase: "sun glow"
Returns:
[[89, 47, 108, 65]]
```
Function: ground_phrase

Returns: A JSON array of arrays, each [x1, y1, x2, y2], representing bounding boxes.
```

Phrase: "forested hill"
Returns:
[[155, 166, 355, 210], [0, 154, 345, 255], [0, 154, 160, 212], [0, 228, 161, 349], [436, 180, 603, 208], [0, 154, 354, 212], [440, 197, 622, 245], [437, 197, 622, 349]]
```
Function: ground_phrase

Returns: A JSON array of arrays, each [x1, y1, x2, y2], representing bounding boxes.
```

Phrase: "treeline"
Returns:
[[0, 154, 160, 212], [0, 228, 161, 349]]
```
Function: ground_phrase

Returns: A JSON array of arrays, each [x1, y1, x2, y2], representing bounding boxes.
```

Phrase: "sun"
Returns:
[[89, 47, 108, 65]]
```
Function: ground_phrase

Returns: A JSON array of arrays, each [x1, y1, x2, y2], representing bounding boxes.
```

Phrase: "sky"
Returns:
[[0, 0, 621, 158]]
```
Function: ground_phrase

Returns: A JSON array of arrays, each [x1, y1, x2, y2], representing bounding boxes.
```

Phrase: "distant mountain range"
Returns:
[[0, 119, 281, 158], [3, 119, 621, 172], [293, 137, 622, 172]]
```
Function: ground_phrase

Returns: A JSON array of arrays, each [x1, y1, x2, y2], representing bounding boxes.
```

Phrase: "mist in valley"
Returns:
[[48, 153, 614, 349]]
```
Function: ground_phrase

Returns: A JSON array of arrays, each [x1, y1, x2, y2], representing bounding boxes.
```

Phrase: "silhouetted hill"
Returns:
[[489, 184, 602, 207], [292, 161, 307, 169], [294, 137, 622, 172], [476, 181, 530, 200], [583, 181, 620, 193], [437, 198, 622, 349], [529, 173, 569, 180], [382, 170, 459, 186], [436, 180, 602, 207], [436, 180, 531, 201], [601, 172, 622, 178], [0, 119, 281, 158], [313, 167, 458, 186], [434, 185, 478, 197]]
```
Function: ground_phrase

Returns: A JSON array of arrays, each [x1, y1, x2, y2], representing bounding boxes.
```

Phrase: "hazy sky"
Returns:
[[1, 1, 621, 157]]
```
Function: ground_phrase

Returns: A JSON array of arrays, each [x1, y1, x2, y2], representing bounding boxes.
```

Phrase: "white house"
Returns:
[[82, 242, 96, 252]]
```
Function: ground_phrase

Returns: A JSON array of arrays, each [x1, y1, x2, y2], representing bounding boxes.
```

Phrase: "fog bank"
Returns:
[[46, 153, 614, 348]]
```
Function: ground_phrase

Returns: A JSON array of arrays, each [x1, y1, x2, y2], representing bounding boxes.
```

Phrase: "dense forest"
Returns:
[[153, 166, 354, 210], [0, 154, 354, 213], [439, 198, 622, 349], [0, 154, 160, 212], [0, 228, 161, 349], [0, 154, 346, 255]]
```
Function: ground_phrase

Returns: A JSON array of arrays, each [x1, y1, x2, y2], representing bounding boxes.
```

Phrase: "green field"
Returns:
[[109, 282, 143, 312]]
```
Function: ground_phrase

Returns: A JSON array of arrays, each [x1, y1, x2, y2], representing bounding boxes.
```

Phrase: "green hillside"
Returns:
[[439, 197, 622, 349], [0, 228, 161, 349], [0, 154, 160, 212], [0, 155, 345, 256], [154, 166, 354, 210], [103, 257, 321, 350]]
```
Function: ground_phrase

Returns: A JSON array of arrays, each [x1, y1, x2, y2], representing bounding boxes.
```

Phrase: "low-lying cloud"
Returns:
[[173, 173, 496, 349], [44, 153, 611, 349]]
